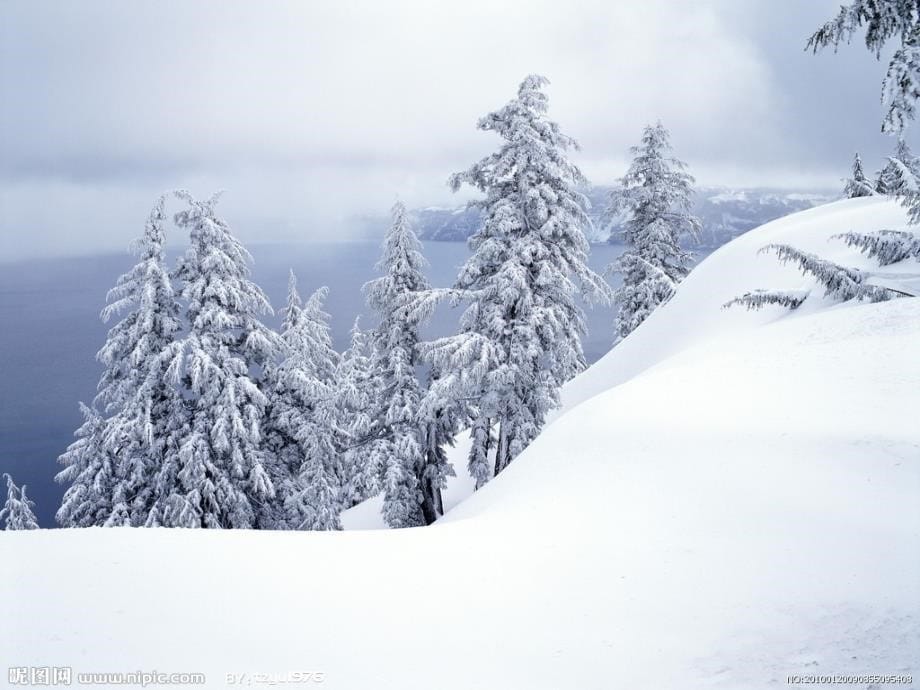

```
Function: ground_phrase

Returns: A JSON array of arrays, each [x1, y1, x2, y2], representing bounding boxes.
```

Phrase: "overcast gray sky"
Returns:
[[0, 0, 915, 259]]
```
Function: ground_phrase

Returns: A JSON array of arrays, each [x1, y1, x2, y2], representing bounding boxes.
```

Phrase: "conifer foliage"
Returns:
[[423, 75, 610, 486], [844, 153, 875, 198], [808, 0, 920, 134], [364, 201, 446, 527], [57, 196, 182, 528], [875, 138, 920, 195], [334, 318, 380, 509], [159, 191, 280, 529], [1, 474, 39, 530], [264, 277, 342, 530], [607, 122, 701, 342], [725, 242, 910, 311]]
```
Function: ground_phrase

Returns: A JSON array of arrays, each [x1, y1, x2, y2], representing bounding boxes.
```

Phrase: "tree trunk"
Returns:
[[494, 418, 510, 477]]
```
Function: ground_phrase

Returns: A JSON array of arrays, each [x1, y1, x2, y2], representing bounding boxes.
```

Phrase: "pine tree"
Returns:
[[334, 318, 381, 508], [158, 190, 279, 529], [608, 122, 701, 342], [95, 195, 184, 527], [808, 0, 920, 133], [265, 277, 342, 530], [423, 75, 611, 486], [876, 138, 920, 194], [364, 201, 447, 527], [1, 474, 39, 530], [56, 404, 118, 527], [844, 153, 876, 197]]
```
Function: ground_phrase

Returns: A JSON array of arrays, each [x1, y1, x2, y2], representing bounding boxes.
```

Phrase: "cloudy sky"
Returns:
[[0, 0, 915, 259]]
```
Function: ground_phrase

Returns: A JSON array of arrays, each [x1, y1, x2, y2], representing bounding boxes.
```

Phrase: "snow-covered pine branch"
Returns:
[[834, 229, 920, 264], [844, 153, 876, 198], [437, 74, 611, 485], [607, 122, 701, 342], [1, 474, 39, 530], [722, 289, 809, 311], [725, 244, 907, 311], [158, 190, 281, 529], [807, 0, 920, 133], [764, 243, 906, 302]]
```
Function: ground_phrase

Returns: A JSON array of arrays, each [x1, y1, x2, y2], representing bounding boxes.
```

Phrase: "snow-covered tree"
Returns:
[[364, 201, 447, 527], [724, 243, 908, 311], [607, 122, 701, 342], [156, 190, 279, 529], [808, 0, 920, 133], [875, 138, 920, 194], [421, 75, 611, 486], [1, 474, 39, 530], [55, 196, 184, 528], [95, 195, 184, 527], [56, 404, 119, 528], [333, 318, 380, 508], [265, 276, 342, 530], [844, 153, 876, 197]]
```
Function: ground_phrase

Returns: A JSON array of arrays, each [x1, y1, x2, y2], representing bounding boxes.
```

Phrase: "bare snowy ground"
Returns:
[[2, 198, 918, 689]]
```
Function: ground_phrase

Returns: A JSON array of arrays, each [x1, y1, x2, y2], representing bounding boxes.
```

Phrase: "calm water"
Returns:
[[0, 240, 628, 526]]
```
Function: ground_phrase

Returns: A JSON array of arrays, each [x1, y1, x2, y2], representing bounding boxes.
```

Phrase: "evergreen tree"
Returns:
[[808, 0, 920, 133], [334, 318, 381, 508], [607, 122, 701, 342], [423, 75, 611, 486], [1, 474, 39, 530], [364, 201, 447, 527], [844, 153, 875, 197], [56, 403, 118, 527], [875, 138, 920, 194], [95, 195, 184, 526], [265, 277, 342, 530], [55, 196, 184, 528], [158, 190, 279, 529]]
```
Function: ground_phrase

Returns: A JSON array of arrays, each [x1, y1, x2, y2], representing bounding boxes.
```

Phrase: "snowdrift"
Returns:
[[2, 198, 918, 689]]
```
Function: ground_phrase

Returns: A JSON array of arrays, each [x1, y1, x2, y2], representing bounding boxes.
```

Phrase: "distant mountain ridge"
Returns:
[[409, 186, 838, 248]]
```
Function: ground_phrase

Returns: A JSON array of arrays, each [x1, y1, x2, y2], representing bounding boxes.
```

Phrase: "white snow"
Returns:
[[2, 197, 918, 688]]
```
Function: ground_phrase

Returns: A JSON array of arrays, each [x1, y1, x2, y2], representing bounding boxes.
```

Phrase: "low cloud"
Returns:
[[0, 0, 913, 259]]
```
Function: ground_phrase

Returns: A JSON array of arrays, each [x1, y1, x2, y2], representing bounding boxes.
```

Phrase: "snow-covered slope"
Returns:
[[560, 196, 918, 413], [3, 198, 918, 689]]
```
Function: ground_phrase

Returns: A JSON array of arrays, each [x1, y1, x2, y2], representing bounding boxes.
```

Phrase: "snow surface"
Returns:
[[3, 198, 918, 688]]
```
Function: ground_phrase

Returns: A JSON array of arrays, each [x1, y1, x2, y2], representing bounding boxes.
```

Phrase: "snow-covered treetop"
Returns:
[[282, 269, 303, 335], [610, 122, 701, 244], [173, 189, 277, 363], [449, 74, 610, 303], [95, 194, 181, 414], [365, 200, 431, 321], [845, 152, 876, 198], [807, 0, 920, 133]]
